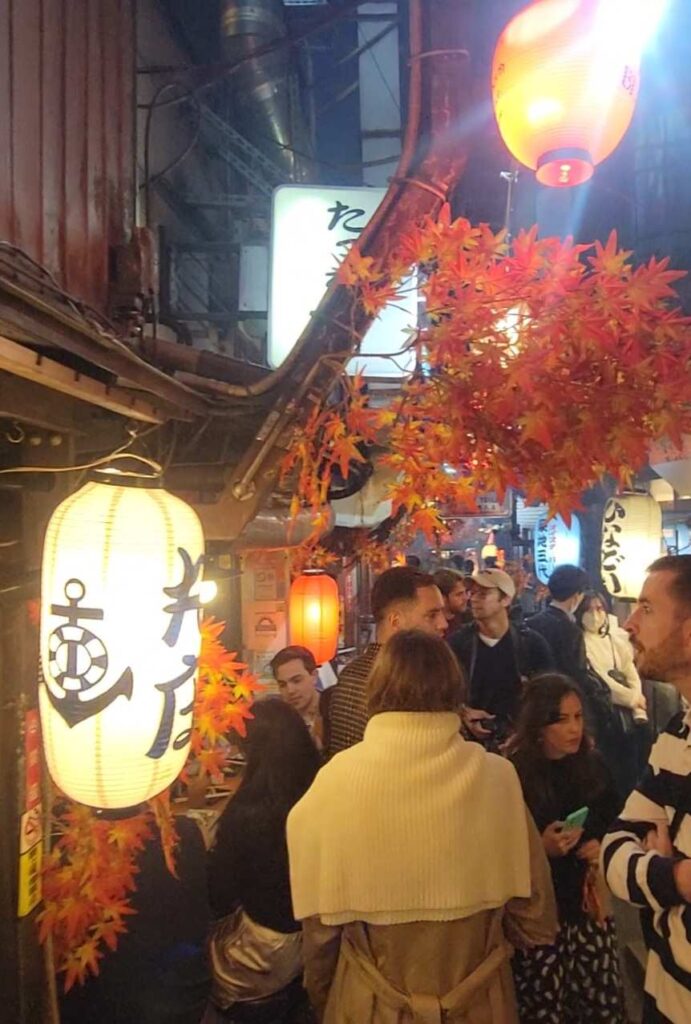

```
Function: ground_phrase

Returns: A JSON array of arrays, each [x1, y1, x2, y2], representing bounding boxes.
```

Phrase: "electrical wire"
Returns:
[[0, 433, 163, 477], [358, 21, 401, 116], [144, 102, 202, 192], [142, 82, 202, 225]]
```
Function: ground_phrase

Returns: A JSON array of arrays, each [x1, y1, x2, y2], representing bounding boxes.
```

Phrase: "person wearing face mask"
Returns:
[[576, 591, 649, 800]]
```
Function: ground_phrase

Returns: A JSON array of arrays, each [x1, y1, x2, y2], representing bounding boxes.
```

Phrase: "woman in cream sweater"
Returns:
[[287, 630, 557, 1023], [576, 590, 649, 798]]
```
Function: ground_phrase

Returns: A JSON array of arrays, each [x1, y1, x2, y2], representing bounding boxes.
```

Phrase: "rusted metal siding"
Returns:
[[0, 0, 134, 314]]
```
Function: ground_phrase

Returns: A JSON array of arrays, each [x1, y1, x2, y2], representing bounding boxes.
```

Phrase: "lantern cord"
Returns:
[[0, 446, 163, 478]]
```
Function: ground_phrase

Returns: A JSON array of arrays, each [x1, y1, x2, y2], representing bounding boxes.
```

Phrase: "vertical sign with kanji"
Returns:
[[18, 710, 42, 917], [601, 495, 662, 600]]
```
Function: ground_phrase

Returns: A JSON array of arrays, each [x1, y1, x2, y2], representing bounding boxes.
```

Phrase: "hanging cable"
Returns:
[[0, 427, 163, 477]]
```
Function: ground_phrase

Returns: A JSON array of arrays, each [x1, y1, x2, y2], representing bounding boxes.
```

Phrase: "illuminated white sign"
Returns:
[[268, 185, 417, 377], [534, 514, 582, 585]]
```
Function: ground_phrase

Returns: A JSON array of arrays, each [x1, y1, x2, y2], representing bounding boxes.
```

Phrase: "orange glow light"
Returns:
[[289, 571, 339, 665], [492, 0, 640, 188]]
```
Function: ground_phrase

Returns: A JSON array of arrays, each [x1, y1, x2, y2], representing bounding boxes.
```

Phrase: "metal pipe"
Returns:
[[220, 0, 312, 181]]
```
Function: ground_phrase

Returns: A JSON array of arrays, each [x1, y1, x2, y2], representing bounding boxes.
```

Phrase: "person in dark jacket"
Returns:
[[60, 816, 211, 1024], [527, 564, 590, 680], [527, 564, 609, 741], [510, 673, 625, 1023], [207, 700, 321, 1022], [448, 568, 554, 747]]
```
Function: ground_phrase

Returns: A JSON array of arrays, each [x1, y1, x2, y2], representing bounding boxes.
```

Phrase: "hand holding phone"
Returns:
[[543, 820, 582, 858], [563, 806, 589, 831]]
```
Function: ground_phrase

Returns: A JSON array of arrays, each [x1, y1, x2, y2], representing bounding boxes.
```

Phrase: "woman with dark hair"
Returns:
[[287, 630, 557, 1024], [576, 589, 650, 798], [207, 699, 321, 1022], [509, 673, 625, 1023]]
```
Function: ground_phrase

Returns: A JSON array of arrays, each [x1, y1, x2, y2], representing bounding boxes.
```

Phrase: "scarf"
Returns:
[[287, 711, 531, 926]]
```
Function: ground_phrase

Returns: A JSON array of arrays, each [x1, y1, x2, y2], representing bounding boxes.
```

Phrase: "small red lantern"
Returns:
[[289, 571, 339, 665], [492, 0, 640, 188]]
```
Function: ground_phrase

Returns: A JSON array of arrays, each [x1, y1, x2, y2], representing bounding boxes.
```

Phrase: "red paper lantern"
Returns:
[[492, 0, 640, 187], [289, 571, 339, 665]]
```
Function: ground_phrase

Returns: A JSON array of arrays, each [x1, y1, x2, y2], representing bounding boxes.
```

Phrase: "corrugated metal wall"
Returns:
[[0, 0, 135, 314]]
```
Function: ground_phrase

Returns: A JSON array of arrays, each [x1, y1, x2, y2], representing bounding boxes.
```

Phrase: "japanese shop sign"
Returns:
[[24, 709, 41, 811], [18, 710, 43, 917], [268, 185, 417, 377], [534, 514, 582, 585]]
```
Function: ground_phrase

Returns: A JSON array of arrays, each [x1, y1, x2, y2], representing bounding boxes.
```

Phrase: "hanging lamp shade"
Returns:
[[601, 494, 661, 600], [39, 470, 205, 809], [289, 571, 339, 665], [491, 0, 640, 187]]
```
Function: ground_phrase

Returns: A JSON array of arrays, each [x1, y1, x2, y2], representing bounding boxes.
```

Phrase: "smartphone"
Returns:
[[563, 806, 589, 831]]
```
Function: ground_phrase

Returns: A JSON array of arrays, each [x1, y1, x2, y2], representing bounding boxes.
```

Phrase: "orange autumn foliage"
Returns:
[[284, 214, 691, 552], [41, 617, 262, 990]]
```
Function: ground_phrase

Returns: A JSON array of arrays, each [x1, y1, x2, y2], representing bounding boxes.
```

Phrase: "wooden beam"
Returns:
[[0, 336, 165, 424], [0, 373, 78, 433], [0, 283, 210, 417]]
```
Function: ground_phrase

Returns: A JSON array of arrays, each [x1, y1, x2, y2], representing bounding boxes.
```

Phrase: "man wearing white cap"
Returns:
[[448, 568, 554, 747]]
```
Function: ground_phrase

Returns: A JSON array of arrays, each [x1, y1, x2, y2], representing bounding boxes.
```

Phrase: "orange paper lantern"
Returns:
[[289, 571, 339, 665], [492, 0, 640, 187]]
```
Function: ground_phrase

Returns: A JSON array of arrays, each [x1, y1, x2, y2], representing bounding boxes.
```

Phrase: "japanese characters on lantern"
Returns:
[[39, 475, 205, 809], [601, 494, 662, 600]]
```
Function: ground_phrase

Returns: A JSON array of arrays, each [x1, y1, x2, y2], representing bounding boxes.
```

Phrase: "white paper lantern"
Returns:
[[39, 474, 205, 809], [601, 494, 662, 600]]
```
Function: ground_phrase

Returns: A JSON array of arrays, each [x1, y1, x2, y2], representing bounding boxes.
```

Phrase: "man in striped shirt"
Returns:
[[601, 555, 691, 1023]]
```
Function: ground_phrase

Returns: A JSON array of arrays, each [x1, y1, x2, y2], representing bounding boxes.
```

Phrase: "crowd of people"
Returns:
[[61, 556, 691, 1024]]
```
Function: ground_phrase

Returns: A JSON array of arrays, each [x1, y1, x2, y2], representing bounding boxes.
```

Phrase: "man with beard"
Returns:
[[327, 566, 447, 757], [433, 567, 472, 635], [602, 556, 691, 1024]]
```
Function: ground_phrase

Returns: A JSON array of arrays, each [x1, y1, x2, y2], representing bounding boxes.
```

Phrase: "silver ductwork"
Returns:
[[221, 0, 312, 181]]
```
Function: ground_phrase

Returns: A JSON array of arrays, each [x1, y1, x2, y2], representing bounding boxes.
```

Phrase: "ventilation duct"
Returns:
[[221, 0, 311, 181]]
